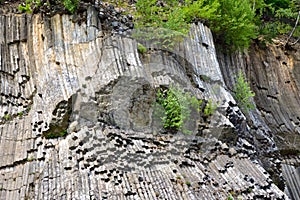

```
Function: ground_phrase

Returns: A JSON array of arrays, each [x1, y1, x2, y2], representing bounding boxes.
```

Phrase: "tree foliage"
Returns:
[[134, 0, 257, 50], [134, 0, 300, 50], [233, 72, 255, 113], [207, 0, 257, 50]]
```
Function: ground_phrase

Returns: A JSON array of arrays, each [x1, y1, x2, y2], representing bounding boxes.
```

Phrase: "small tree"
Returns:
[[233, 71, 255, 112], [155, 86, 201, 134]]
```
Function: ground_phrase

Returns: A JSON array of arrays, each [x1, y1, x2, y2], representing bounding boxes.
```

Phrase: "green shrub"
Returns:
[[227, 194, 234, 200], [134, 0, 258, 50], [208, 0, 257, 50], [257, 0, 300, 42], [133, 0, 219, 49], [63, 0, 79, 13], [43, 129, 68, 139], [137, 43, 147, 54], [18, 0, 79, 14], [233, 71, 255, 112], [204, 99, 217, 116], [18, 0, 33, 13], [185, 181, 191, 187], [155, 86, 201, 134], [18, 112, 24, 117]]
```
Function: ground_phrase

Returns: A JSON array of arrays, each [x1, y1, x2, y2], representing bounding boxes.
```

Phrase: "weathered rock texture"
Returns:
[[0, 5, 295, 200], [217, 42, 300, 150], [217, 40, 300, 200]]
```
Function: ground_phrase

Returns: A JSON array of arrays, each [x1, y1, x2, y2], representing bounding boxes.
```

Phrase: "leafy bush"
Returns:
[[137, 43, 147, 54], [63, 0, 79, 13], [155, 86, 201, 133], [136, 0, 256, 49], [133, 0, 189, 48], [43, 129, 68, 139], [207, 0, 257, 50], [233, 71, 255, 112], [18, 0, 38, 13], [3, 114, 10, 120], [134, 0, 300, 49], [204, 99, 217, 116], [227, 194, 234, 200], [133, 0, 220, 48], [134, 0, 258, 50]]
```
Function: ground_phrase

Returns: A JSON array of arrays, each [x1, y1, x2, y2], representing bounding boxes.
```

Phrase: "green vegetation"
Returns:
[[18, 0, 34, 13], [18, 112, 23, 117], [43, 129, 68, 139], [62, 0, 79, 13], [209, 0, 257, 50], [15, 0, 299, 49], [258, 0, 300, 43], [27, 156, 35, 162], [233, 71, 255, 113], [18, 0, 78, 13], [155, 86, 202, 133], [133, 0, 257, 50], [185, 181, 191, 187], [134, 0, 300, 50], [3, 114, 10, 120], [204, 99, 217, 116], [137, 43, 147, 54], [133, 0, 218, 48], [154, 86, 217, 134], [227, 195, 234, 200]]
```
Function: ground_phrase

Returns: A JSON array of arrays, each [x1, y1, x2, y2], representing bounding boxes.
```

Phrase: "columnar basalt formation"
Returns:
[[217, 41, 300, 200], [0, 5, 295, 200]]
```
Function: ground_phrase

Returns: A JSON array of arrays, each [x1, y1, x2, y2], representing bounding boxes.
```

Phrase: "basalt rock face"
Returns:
[[217, 42, 300, 200], [0, 6, 291, 200], [217, 42, 300, 150]]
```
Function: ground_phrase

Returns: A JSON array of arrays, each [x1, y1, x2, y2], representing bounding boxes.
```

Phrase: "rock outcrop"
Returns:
[[0, 4, 297, 200], [217, 40, 300, 200]]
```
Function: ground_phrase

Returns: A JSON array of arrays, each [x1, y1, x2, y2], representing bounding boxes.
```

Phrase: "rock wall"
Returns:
[[0, 6, 291, 200], [217, 42, 300, 150], [217, 41, 300, 200]]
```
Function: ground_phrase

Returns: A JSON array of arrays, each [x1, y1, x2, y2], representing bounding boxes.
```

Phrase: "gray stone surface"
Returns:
[[0, 5, 292, 200]]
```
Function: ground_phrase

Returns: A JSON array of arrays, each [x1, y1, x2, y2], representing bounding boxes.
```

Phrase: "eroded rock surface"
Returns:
[[217, 40, 300, 200], [0, 5, 293, 200]]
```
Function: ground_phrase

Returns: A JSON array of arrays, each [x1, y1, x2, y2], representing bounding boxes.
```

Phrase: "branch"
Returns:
[[291, 37, 300, 45], [285, 11, 300, 46]]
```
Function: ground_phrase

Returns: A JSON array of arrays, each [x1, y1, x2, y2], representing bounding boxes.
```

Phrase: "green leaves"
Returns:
[[233, 72, 255, 113], [137, 43, 147, 54], [134, 0, 259, 50], [209, 0, 257, 50], [62, 0, 79, 13], [204, 99, 217, 116], [155, 86, 204, 134], [18, 0, 79, 14], [258, 0, 300, 41]]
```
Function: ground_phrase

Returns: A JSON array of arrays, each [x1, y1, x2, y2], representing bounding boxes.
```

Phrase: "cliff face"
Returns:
[[217, 42, 300, 200], [0, 6, 297, 200], [218, 42, 300, 150]]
